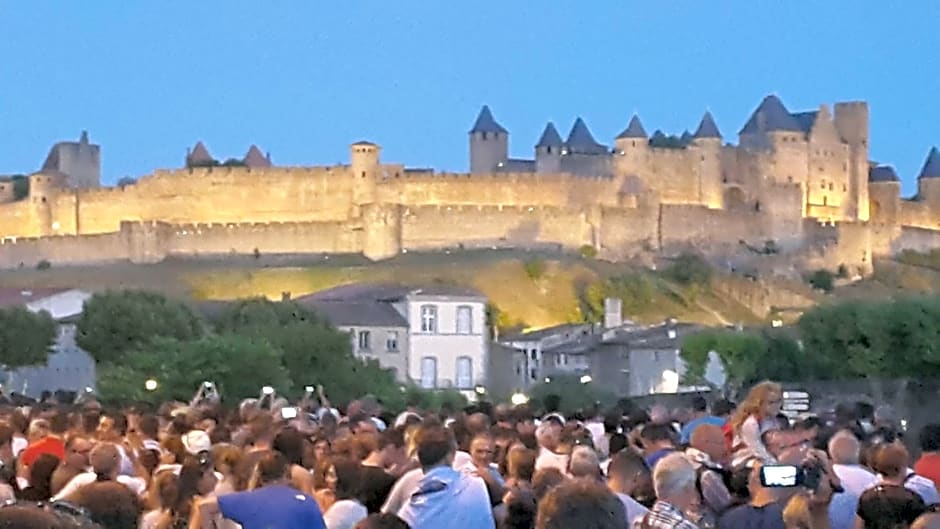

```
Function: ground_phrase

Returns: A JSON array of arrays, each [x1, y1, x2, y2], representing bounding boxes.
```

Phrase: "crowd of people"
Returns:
[[0, 380, 937, 529]]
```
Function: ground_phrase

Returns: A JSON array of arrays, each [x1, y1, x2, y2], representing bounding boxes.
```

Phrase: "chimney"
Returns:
[[281, 291, 291, 301], [603, 297, 622, 329]]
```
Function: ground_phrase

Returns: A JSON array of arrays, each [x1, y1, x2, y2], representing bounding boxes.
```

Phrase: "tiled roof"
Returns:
[[501, 323, 591, 343], [616, 115, 648, 139], [918, 147, 940, 179], [739, 95, 803, 135], [352, 140, 377, 147], [188, 141, 214, 164], [869, 165, 900, 183], [791, 111, 818, 134], [565, 118, 608, 154], [693, 112, 722, 139], [243, 145, 272, 168], [306, 301, 408, 328], [536, 122, 564, 148], [469, 105, 508, 134], [0, 288, 71, 308]]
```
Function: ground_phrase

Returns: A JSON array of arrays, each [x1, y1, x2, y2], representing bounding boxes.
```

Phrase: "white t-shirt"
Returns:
[[11, 436, 27, 458], [617, 492, 649, 524], [52, 472, 147, 501], [324, 499, 368, 529], [535, 447, 569, 474], [832, 464, 878, 497]]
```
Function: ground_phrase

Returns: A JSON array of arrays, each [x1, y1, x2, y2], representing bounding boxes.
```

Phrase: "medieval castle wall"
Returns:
[[1, 96, 939, 275]]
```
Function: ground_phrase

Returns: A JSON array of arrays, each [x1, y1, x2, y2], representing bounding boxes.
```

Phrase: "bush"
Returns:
[[523, 258, 546, 280], [807, 269, 835, 292], [36, 260, 51, 271], [581, 272, 655, 321], [664, 252, 712, 286], [579, 245, 598, 259]]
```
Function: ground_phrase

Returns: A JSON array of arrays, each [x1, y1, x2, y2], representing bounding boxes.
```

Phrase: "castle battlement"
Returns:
[[1, 94, 939, 275]]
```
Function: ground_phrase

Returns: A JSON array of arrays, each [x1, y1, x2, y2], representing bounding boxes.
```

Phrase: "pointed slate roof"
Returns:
[[244, 145, 272, 168], [535, 122, 564, 148], [565, 118, 607, 154], [869, 165, 900, 183], [188, 141, 214, 165], [791, 111, 818, 134], [617, 115, 647, 139], [918, 147, 940, 179], [693, 112, 722, 139], [469, 105, 508, 134], [739, 95, 803, 135]]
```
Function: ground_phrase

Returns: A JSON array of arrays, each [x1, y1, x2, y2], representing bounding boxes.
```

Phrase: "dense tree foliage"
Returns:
[[98, 335, 291, 403], [581, 272, 655, 322], [0, 307, 57, 368], [213, 298, 403, 405], [77, 291, 204, 364]]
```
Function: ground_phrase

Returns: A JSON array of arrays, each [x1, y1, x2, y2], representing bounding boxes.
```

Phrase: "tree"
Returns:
[[214, 298, 403, 405], [807, 269, 835, 292], [580, 273, 655, 322], [523, 258, 546, 281], [97, 335, 291, 403], [528, 374, 615, 416], [116, 176, 136, 187], [0, 308, 56, 368], [665, 252, 713, 287], [579, 245, 597, 259], [77, 291, 204, 364]]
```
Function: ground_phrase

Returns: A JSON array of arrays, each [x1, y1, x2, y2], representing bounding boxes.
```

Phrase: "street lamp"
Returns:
[[474, 385, 486, 396], [144, 379, 158, 392], [580, 375, 592, 384], [510, 392, 529, 406]]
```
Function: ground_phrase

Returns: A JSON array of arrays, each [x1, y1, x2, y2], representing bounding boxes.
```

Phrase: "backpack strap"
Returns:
[[903, 472, 918, 485]]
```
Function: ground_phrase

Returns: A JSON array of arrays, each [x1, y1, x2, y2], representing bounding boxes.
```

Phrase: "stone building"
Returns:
[[0, 94, 939, 275]]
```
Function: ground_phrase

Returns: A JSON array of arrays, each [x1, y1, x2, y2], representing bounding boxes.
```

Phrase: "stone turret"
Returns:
[[916, 147, 940, 205], [40, 131, 101, 189], [535, 122, 563, 173], [834, 101, 871, 220], [469, 106, 509, 174], [868, 165, 901, 224], [350, 141, 380, 206], [690, 111, 723, 208], [613, 114, 649, 177]]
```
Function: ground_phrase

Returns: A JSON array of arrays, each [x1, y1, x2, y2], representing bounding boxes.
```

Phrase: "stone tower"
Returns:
[[535, 122, 563, 173], [690, 111, 723, 208], [469, 105, 508, 174], [350, 141, 380, 206], [40, 131, 101, 189], [613, 114, 649, 178], [834, 102, 871, 221], [916, 147, 940, 205]]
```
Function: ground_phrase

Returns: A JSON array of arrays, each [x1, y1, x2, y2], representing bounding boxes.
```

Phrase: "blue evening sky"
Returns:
[[1, 2, 938, 196]]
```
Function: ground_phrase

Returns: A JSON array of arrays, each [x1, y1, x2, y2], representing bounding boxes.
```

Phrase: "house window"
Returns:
[[829, 183, 834, 191], [420, 357, 437, 389], [386, 331, 399, 352], [529, 350, 537, 360], [420, 305, 437, 333], [456, 306, 473, 334], [357, 330, 371, 351], [456, 356, 473, 389]]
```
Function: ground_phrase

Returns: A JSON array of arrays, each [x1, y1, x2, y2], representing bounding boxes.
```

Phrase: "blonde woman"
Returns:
[[729, 381, 783, 466]]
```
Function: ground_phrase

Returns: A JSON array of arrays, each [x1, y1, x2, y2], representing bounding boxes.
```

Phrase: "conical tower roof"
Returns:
[[244, 144, 272, 168], [919, 147, 940, 179], [739, 95, 802, 135], [536, 122, 564, 148], [188, 141, 214, 165], [617, 115, 648, 139], [469, 105, 508, 134], [694, 111, 722, 139], [565, 118, 607, 154]]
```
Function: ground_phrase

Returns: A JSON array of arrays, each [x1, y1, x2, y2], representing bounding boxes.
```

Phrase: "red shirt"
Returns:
[[20, 436, 66, 467], [914, 453, 940, 487]]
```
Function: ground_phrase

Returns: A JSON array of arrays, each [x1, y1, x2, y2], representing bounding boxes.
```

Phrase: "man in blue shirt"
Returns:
[[680, 397, 731, 445], [193, 451, 326, 529]]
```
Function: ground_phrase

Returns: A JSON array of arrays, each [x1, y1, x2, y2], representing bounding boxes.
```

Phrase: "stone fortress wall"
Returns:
[[1, 95, 940, 274]]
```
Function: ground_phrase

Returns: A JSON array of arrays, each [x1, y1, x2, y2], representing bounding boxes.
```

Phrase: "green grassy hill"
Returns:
[[0, 250, 771, 330]]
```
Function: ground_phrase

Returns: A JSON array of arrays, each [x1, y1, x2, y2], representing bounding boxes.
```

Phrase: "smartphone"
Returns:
[[760, 465, 801, 487], [281, 407, 298, 420]]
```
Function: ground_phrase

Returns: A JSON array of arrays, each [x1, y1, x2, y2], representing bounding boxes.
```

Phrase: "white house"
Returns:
[[0, 288, 96, 398], [298, 283, 489, 399]]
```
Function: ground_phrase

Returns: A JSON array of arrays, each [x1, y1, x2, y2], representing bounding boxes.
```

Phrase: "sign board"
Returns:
[[781, 390, 811, 417]]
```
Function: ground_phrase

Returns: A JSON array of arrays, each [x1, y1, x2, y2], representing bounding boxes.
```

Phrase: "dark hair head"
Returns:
[[532, 468, 566, 502], [713, 399, 735, 417], [920, 424, 940, 453], [639, 423, 675, 443], [504, 487, 538, 529], [273, 428, 305, 466], [332, 458, 363, 501], [28, 452, 60, 498], [353, 513, 410, 529], [690, 396, 708, 413], [607, 449, 649, 482], [414, 425, 454, 468], [255, 451, 290, 485], [0, 505, 64, 529], [73, 481, 142, 529], [379, 427, 405, 450], [536, 478, 626, 529], [138, 414, 159, 439]]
